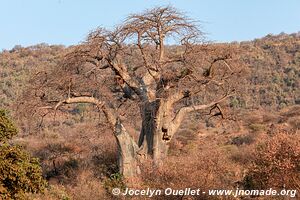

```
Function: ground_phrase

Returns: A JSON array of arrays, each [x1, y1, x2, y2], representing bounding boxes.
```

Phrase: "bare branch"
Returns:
[[171, 92, 233, 126], [122, 6, 203, 69], [54, 96, 117, 127], [207, 103, 225, 119], [206, 54, 233, 78]]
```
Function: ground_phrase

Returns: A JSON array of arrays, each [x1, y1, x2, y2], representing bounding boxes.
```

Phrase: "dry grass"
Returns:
[[14, 106, 300, 199]]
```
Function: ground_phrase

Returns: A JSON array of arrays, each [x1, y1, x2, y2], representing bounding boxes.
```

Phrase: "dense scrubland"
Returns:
[[1, 29, 300, 200]]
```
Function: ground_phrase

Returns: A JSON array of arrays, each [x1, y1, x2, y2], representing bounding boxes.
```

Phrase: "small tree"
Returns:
[[22, 6, 236, 178], [0, 109, 46, 199]]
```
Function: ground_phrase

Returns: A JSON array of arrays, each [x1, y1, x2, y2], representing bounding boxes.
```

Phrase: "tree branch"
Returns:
[[54, 96, 117, 128], [171, 92, 232, 126], [107, 59, 148, 101]]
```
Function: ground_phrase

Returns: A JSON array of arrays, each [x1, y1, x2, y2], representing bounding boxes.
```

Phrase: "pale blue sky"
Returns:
[[1, 0, 300, 50]]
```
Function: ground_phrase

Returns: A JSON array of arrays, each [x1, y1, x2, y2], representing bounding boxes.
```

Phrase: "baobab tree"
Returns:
[[23, 6, 236, 178]]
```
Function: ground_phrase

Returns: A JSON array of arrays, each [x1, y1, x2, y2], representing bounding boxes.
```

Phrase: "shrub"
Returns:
[[0, 109, 46, 199], [0, 110, 18, 141], [243, 133, 300, 192], [103, 172, 126, 196]]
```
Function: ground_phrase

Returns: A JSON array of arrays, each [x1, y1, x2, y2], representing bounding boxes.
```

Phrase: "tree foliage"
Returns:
[[0, 109, 46, 199], [0, 110, 18, 142]]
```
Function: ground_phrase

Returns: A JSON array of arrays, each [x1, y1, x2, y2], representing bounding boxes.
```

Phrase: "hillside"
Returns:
[[1, 33, 299, 110]]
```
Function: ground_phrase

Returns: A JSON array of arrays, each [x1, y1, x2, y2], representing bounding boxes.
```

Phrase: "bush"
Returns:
[[243, 133, 300, 192], [0, 109, 46, 199], [103, 172, 126, 194], [0, 110, 18, 141]]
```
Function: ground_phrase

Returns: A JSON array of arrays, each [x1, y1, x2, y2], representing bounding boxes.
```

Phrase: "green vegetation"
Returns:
[[0, 109, 46, 199]]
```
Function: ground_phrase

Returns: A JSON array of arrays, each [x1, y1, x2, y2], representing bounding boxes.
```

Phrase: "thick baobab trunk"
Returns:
[[138, 100, 174, 165], [114, 118, 140, 177], [153, 99, 177, 163], [138, 101, 158, 155]]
